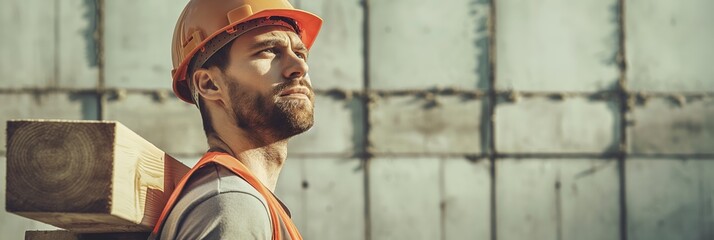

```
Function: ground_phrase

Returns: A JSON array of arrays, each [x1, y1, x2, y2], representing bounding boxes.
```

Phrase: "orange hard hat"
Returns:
[[171, 0, 322, 104]]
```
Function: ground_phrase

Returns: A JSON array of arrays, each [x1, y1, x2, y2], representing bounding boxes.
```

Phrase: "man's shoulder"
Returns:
[[179, 162, 269, 210], [166, 188, 273, 239], [158, 163, 272, 240]]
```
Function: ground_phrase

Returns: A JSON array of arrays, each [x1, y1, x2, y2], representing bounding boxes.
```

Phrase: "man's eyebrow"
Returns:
[[249, 37, 308, 52], [249, 38, 285, 51], [293, 41, 308, 52]]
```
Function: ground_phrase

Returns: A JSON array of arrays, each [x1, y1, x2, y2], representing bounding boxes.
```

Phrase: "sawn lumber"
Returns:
[[5, 120, 190, 233]]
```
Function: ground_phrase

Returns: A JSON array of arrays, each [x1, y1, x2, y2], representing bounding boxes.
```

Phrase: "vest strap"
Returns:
[[151, 152, 302, 240]]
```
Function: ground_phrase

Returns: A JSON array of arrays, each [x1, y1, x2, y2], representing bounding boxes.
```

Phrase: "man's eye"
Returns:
[[256, 48, 280, 57], [295, 51, 307, 60]]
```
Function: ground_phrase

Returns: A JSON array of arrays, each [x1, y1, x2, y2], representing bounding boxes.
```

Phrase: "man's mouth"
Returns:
[[278, 87, 311, 100]]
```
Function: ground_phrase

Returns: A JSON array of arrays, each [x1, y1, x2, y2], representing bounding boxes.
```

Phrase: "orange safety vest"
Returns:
[[151, 152, 302, 240]]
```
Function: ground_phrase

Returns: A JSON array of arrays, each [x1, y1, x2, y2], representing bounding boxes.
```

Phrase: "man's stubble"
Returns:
[[226, 75, 315, 140]]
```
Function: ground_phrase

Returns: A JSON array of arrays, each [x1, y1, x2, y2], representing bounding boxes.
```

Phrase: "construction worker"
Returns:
[[149, 0, 322, 239]]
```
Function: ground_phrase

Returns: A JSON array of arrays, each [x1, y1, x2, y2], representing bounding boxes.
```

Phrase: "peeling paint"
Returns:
[[506, 91, 521, 103], [636, 92, 651, 106], [114, 89, 127, 101], [153, 90, 169, 103], [627, 94, 637, 111], [673, 95, 687, 107]]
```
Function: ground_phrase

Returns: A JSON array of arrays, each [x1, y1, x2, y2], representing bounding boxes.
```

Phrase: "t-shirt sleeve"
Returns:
[[173, 192, 272, 240]]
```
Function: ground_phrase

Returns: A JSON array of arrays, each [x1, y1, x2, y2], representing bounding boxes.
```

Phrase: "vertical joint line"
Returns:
[[97, 0, 106, 120], [361, 0, 372, 240], [616, 0, 628, 239], [97, 0, 105, 89], [618, 155, 627, 240], [486, 0, 498, 239], [617, 0, 628, 147]]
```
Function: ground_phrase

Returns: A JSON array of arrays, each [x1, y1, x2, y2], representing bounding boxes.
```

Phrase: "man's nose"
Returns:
[[282, 51, 309, 80]]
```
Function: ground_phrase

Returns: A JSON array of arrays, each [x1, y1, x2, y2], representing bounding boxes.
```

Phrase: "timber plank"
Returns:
[[6, 120, 189, 233]]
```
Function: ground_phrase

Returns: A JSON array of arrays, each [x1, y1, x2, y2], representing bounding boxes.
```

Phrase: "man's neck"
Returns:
[[205, 128, 288, 192]]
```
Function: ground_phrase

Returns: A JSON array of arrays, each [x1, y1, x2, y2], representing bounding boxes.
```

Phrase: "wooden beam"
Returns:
[[6, 120, 190, 233]]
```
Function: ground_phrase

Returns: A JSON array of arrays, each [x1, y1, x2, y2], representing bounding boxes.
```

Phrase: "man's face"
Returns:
[[217, 25, 315, 139]]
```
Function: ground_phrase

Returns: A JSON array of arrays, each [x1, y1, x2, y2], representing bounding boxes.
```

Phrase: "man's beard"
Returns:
[[227, 77, 315, 139]]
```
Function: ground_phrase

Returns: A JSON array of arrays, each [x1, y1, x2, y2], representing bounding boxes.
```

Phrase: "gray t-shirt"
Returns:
[[157, 163, 293, 240]]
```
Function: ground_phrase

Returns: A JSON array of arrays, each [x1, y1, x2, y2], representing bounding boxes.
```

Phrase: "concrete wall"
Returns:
[[1, 0, 713, 239]]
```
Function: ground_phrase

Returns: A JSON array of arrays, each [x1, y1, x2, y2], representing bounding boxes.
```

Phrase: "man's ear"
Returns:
[[192, 68, 223, 102]]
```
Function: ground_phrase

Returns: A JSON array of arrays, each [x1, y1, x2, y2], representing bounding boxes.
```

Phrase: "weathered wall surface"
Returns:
[[1, 0, 712, 239]]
